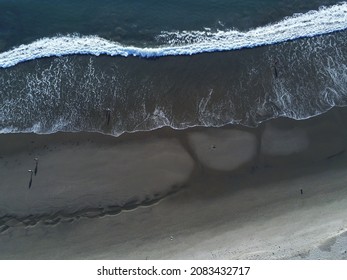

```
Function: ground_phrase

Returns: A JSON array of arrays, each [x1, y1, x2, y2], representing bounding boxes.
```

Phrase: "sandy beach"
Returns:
[[1, 107, 347, 259]]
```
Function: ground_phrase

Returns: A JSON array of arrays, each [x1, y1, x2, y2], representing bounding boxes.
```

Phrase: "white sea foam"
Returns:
[[1, 3, 347, 68]]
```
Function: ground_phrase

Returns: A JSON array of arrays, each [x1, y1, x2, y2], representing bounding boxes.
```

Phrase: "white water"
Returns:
[[1, 2, 347, 68]]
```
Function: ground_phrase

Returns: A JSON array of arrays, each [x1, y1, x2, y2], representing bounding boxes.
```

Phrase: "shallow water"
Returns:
[[0, 1, 347, 135]]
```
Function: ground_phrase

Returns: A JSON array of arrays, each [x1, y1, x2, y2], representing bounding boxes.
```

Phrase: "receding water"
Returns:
[[0, 0, 347, 135]]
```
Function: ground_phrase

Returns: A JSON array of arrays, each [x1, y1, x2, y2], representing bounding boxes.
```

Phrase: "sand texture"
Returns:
[[188, 129, 257, 171], [0, 134, 193, 217], [1, 108, 347, 259]]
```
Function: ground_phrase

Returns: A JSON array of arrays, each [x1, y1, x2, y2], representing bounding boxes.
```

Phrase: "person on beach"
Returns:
[[106, 108, 111, 125], [272, 59, 279, 79]]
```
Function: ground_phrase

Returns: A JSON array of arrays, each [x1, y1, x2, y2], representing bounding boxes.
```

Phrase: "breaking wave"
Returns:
[[1, 2, 347, 68]]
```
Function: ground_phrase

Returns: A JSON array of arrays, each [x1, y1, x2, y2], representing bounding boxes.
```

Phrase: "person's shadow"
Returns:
[[28, 169, 33, 189], [34, 157, 39, 175]]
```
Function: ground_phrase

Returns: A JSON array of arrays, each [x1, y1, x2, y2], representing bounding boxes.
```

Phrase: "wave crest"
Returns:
[[1, 2, 347, 68]]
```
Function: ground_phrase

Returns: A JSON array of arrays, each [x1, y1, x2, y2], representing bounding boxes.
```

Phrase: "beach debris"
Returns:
[[34, 157, 39, 176], [28, 169, 33, 189], [209, 144, 216, 151]]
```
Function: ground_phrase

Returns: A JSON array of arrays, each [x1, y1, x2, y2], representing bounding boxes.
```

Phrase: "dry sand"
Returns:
[[0, 108, 347, 259]]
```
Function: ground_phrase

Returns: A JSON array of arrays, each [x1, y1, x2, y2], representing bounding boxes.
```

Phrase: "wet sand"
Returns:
[[1, 107, 347, 259]]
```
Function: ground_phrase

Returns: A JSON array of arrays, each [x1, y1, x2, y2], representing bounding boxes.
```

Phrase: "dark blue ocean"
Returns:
[[0, 0, 342, 49], [0, 0, 347, 135]]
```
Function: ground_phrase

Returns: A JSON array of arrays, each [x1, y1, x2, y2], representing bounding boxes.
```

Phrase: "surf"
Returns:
[[1, 2, 347, 68]]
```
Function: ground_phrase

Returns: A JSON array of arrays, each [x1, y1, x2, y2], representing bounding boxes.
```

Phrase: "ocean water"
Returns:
[[0, 0, 347, 135]]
